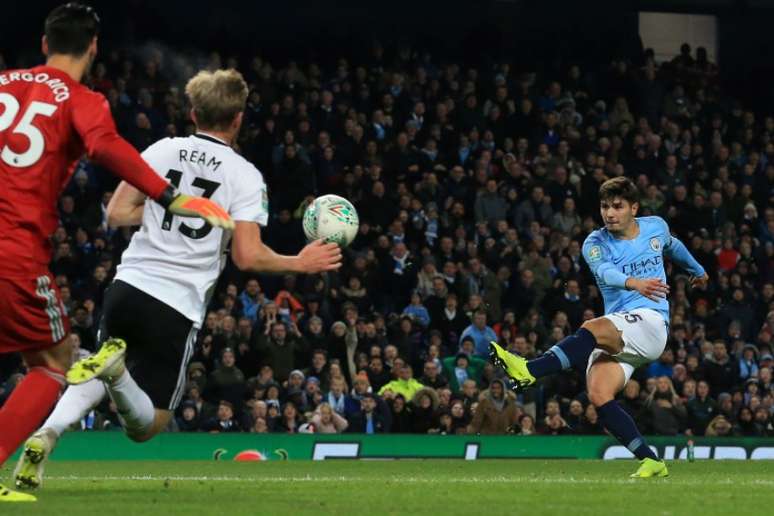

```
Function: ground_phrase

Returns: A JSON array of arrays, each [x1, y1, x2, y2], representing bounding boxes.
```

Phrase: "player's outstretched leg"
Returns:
[[589, 358, 667, 478], [14, 379, 107, 490], [489, 325, 599, 389], [67, 338, 155, 438]]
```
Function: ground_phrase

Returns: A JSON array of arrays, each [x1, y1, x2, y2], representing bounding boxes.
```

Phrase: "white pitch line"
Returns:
[[43, 475, 774, 487]]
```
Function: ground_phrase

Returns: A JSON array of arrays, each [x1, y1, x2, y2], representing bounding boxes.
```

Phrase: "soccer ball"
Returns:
[[302, 194, 359, 247]]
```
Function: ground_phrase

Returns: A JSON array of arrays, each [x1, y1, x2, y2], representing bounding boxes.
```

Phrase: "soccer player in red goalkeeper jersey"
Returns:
[[0, 3, 233, 494]]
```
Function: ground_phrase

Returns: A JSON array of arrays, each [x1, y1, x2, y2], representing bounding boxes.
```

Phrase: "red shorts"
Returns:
[[0, 273, 70, 353]]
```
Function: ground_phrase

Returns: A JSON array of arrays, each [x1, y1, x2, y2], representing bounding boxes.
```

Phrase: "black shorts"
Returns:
[[99, 280, 196, 410]]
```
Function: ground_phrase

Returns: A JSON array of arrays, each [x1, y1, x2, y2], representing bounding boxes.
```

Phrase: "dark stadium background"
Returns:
[[4, 0, 774, 112]]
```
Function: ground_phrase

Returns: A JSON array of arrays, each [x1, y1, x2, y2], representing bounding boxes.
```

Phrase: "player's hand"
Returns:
[[627, 277, 670, 301], [690, 273, 709, 289], [298, 240, 342, 273], [167, 193, 235, 230]]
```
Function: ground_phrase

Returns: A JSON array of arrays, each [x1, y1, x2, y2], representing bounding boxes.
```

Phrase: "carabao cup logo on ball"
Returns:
[[303, 194, 359, 247]]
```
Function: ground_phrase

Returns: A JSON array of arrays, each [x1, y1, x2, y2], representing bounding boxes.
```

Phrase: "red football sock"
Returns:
[[0, 366, 65, 466]]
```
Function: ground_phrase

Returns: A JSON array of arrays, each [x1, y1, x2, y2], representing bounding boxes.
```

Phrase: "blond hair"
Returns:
[[185, 68, 248, 131]]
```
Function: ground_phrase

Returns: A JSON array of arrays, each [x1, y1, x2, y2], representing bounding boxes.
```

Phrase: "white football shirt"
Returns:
[[115, 133, 268, 327]]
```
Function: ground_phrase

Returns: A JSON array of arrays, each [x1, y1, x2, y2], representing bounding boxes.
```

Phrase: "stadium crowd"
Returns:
[[0, 40, 773, 438]]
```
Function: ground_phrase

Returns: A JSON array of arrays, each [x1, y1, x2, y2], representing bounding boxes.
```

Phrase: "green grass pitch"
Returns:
[[2, 460, 772, 515]]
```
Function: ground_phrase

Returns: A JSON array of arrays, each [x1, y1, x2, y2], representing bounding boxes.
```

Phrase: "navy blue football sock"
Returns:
[[526, 328, 598, 378], [597, 400, 658, 461]]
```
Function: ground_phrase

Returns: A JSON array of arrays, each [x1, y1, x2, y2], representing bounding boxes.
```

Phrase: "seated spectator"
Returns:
[[252, 417, 269, 433], [459, 379, 480, 408], [736, 406, 757, 436], [468, 379, 520, 434], [704, 341, 740, 395], [201, 401, 241, 433], [388, 394, 412, 433], [378, 365, 425, 401], [738, 344, 759, 380], [239, 278, 265, 324], [459, 310, 498, 358], [686, 380, 717, 435], [753, 407, 774, 436], [241, 400, 269, 432], [205, 348, 246, 411], [256, 321, 309, 382], [175, 401, 200, 432], [442, 352, 486, 393], [183, 382, 215, 421], [704, 414, 734, 436], [518, 414, 536, 435], [311, 402, 349, 433], [326, 376, 352, 415], [644, 376, 686, 435], [542, 414, 571, 435], [419, 360, 448, 390], [565, 399, 585, 430], [274, 401, 302, 434], [403, 291, 431, 328], [366, 356, 391, 392], [347, 393, 389, 433], [410, 387, 440, 433], [646, 348, 674, 379]]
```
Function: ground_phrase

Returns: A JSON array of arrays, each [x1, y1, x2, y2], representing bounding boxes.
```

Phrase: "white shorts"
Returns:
[[586, 308, 668, 384]]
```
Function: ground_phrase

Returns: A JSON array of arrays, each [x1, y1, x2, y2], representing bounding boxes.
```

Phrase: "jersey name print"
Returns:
[[115, 134, 268, 326]]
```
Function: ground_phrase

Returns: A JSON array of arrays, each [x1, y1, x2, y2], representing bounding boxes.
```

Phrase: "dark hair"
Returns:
[[598, 176, 639, 205], [45, 3, 100, 56]]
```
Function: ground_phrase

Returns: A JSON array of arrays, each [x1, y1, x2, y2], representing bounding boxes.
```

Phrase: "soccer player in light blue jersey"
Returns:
[[490, 176, 708, 478]]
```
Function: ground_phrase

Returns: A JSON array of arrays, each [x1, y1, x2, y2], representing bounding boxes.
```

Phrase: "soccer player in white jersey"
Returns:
[[491, 176, 708, 478], [14, 69, 341, 490]]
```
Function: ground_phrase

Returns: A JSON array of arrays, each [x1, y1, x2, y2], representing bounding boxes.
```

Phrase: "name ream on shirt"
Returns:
[[179, 149, 222, 171]]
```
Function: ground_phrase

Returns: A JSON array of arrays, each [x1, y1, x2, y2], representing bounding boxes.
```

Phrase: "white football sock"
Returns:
[[43, 379, 107, 437], [106, 369, 156, 436]]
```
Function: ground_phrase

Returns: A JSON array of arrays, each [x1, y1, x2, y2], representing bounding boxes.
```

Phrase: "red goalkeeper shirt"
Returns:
[[0, 65, 169, 277]]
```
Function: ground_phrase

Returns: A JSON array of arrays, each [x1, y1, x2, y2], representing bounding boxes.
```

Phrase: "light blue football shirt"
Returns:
[[582, 216, 706, 323]]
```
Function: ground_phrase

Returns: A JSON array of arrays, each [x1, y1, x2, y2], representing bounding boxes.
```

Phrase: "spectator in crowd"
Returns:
[[378, 365, 425, 401], [311, 402, 349, 433], [442, 351, 486, 393], [459, 310, 498, 358], [176, 401, 200, 432], [468, 379, 519, 434], [410, 387, 439, 433], [201, 401, 241, 433], [206, 348, 246, 411], [644, 377, 686, 435], [347, 393, 389, 433], [686, 380, 717, 436]]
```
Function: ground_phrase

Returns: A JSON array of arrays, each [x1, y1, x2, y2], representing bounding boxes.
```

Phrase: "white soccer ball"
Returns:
[[302, 194, 359, 247]]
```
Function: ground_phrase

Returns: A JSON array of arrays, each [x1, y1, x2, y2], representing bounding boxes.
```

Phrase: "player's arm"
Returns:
[[659, 218, 709, 286], [583, 236, 669, 301], [71, 94, 233, 229], [230, 221, 342, 274], [106, 181, 146, 228]]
